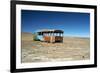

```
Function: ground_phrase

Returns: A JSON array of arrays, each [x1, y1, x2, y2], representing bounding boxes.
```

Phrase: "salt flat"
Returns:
[[21, 32, 90, 63]]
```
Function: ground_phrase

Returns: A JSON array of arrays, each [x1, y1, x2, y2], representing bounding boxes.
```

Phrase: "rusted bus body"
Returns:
[[44, 36, 63, 43], [55, 36, 63, 42], [44, 36, 51, 42], [35, 29, 64, 43]]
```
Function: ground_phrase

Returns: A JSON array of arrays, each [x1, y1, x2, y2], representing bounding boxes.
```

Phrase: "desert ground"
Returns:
[[21, 32, 90, 63]]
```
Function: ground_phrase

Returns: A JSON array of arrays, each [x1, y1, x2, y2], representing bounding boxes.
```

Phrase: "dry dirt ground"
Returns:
[[21, 32, 90, 63]]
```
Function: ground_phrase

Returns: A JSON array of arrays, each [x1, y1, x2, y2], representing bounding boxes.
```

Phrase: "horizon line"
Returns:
[[21, 32, 90, 38]]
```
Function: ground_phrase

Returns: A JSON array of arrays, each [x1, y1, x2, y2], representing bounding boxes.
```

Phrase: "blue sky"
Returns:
[[21, 10, 90, 37]]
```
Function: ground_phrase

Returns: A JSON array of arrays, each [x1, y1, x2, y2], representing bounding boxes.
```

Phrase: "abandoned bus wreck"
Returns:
[[34, 29, 64, 43]]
